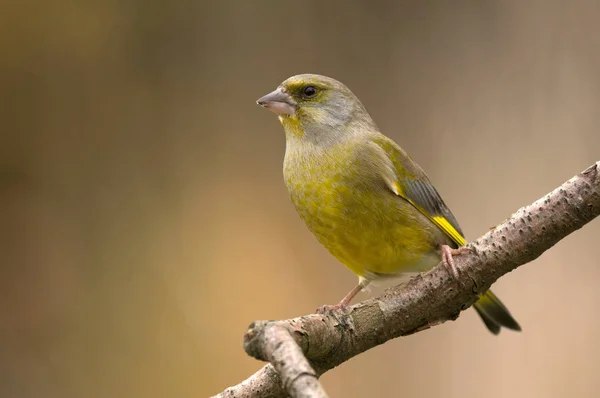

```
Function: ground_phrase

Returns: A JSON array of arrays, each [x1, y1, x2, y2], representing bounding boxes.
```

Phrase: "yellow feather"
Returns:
[[431, 215, 466, 247], [401, 194, 467, 247]]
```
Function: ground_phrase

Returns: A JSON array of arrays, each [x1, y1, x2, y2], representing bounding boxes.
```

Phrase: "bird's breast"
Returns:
[[283, 145, 441, 277], [283, 150, 350, 232]]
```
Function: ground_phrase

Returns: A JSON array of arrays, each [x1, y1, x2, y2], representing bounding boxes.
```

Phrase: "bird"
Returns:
[[256, 74, 520, 334]]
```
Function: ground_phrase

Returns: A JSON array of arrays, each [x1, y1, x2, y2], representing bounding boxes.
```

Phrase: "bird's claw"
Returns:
[[316, 303, 347, 314], [440, 245, 472, 280]]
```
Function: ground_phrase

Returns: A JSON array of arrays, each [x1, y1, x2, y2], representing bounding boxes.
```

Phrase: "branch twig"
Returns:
[[244, 324, 328, 398], [214, 161, 600, 398]]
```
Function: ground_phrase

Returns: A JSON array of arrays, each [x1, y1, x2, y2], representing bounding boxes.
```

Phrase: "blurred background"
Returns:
[[1, 1, 600, 397]]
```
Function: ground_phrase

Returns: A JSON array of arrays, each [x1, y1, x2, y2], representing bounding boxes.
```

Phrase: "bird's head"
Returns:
[[257, 74, 376, 144]]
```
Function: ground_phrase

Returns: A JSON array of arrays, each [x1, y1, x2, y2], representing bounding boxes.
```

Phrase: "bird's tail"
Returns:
[[473, 290, 521, 334]]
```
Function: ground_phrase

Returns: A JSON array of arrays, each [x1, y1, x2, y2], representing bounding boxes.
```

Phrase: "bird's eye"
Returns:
[[302, 86, 317, 98]]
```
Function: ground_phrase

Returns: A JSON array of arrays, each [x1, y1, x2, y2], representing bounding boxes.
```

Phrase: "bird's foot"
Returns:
[[440, 245, 472, 280], [316, 303, 347, 314], [315, 279, 369, 314]]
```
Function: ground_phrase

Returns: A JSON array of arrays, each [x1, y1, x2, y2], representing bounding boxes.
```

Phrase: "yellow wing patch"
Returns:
[[432, 216, 466, 247], [391, 182, 466, 247], [392, 182, 404, 196]]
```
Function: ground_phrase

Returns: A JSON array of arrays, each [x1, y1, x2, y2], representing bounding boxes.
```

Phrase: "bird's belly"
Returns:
[[288, 181, 443, 278]]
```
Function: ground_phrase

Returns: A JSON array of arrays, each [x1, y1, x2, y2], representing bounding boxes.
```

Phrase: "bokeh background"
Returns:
[[2, 1, 600, 397]]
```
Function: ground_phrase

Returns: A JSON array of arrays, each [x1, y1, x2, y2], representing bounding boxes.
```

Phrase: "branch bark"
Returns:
[[244, 324, 328, 398], [214, 161, 600, 398]]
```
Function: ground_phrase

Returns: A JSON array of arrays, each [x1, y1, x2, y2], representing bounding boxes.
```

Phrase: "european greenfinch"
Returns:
[[257, 74, 520, 334]]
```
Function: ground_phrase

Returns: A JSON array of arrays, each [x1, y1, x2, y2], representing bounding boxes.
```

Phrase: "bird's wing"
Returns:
[[371, 134, 466, 247]]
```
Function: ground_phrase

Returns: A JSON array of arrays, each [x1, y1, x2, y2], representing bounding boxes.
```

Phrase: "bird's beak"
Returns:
[[256, 88, 297, 116]]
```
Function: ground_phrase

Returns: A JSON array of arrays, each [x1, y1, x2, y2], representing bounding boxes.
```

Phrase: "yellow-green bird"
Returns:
[[257, 74, 520, 334]]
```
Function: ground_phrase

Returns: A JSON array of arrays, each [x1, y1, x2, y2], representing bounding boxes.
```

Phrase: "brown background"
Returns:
[[1, 1, 600, 397]]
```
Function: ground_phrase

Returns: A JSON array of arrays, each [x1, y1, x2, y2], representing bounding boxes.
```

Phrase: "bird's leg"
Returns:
[[316, 278, 370, 314], [440, 245, 472, 280]]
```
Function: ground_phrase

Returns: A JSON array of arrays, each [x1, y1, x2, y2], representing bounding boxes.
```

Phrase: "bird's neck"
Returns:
[[279, 115, 304, 140], [280, 114, 357, 151]]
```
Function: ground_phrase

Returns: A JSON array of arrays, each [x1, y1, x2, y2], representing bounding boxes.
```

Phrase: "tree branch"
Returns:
[[244, 324, 328, 398], [213, 161, 600, 398]]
